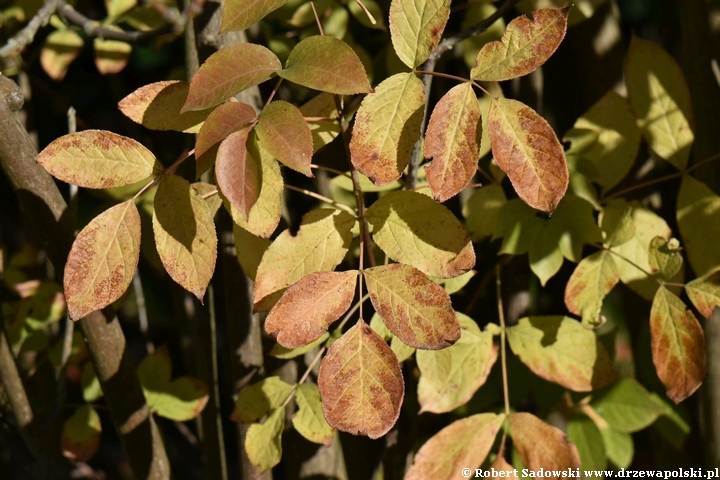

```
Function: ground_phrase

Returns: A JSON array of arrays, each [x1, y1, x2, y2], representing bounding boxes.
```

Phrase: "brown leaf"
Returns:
[[364, 264, 460, 349], [490, 453, 515, 472], [510, 412, 581, 474], [317, 319, 404, 439], [265, 271, 358, 349], [488, 97, 568, 213], [216, 128, 262, 221], [425, 82, 481, 202], [256, 100, 314, 177], [650, 286, 706, 403]]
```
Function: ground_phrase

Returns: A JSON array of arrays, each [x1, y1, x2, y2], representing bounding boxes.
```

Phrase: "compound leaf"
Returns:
[[388, 0, 451, 68]]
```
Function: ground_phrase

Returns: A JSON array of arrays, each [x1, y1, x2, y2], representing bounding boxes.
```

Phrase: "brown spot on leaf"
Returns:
[[510, 412, 581, 473]]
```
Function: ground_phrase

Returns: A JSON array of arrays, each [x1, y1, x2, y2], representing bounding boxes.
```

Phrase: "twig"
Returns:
[[310, 163, 352, 178], [310, 1, 325, 36], [0, 0, 61, 58], [132, 271, 154, 354], [353, 0, 377, 25], [496, 263, 511, 453], [208, 285, 229, 480], [284, 184, 357, 216]]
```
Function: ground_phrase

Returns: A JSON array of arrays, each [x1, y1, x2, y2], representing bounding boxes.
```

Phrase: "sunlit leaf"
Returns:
[[424, 83, 481, 202], [317, 319, 404, 439], [462, 184, 507, 242], [599, 427, 633, 469], [506, 316, 615, 391], [331, 171, 402, 193], [278, 36, 371, 95], [37, 130, 161, 189], [105, 0, 136, 18], [430, 270, 476, 295], [528, 222, 564, 286], [61, 405, 101, 462], [648, 237, 682, 280], [246, 408, 284, 473], [265, 270, 358, 348], [94, 37, 131, 75], [600, 204, 635, 248], [459, 2, 506, 72], [232, 376, 294, 423], [293, 383, 334, 445], [388, 0, 451, 68], [299, 92, 341, 153], [232, 224, 270, 281], [40, 29, 83, 81], [471, 7, 570, 81], [677, 175, 720, 277], [625, 36, 694, 170], [64, 200, 140, 320], [350, 73, 424, 185], [650, 286, 706, 403], [509, 412, 581, 471], [256, 100, 313, 176], [222, 0, 286, 32], [405, 413, 504, 480], [81, 361, 103, 402], [567, 415, 606, 472], [216, 128, 261, 221], [183, 44, 281, 112], [685, 268, 720, 318], [564, 251, 619, 326], [416, 313, 497, 413], [365, 191, 475, 278], [195, 101, 257, 178], [488, 97, 568, 213], [591, 378, 663, 433]]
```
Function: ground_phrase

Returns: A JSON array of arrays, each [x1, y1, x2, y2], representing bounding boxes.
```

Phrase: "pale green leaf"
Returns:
[[494, 199, 543, 255], [591, 378, 664, 433], [677, 174, 720, 276], [293, 383, 334, 445], [528, 222, 564, 286], [650, 393, 690, 449], [648, 236, 682, 280], [389, 0, 451, 68], [221, 0, 286, 32], [81, 362, 103, 402], [246, 408, 284, 473], [685, 268, 720, 318], [232, 376, 295, 423], [564, 251, 620, 326], [61, 405, 101, 463], [41, 29, 83, 81], [330, 172, 402, 192], [270, 333, 329, 359], [232, 224, 270, 281], [430, 270, 476, 295], [567, 415, 606, 472], [462, 184, 507, 242], [391, 337, 415, 362], [599, 427, 633, 469], [600, 203, 635, 248]]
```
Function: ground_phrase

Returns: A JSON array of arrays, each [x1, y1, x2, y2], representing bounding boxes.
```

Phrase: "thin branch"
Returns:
[[353, 0, 377, 25], [284, 184, 357, 216], [496, 263, 511, 454], [310, 163, 352, 178], [310, 1, 325, 36], [0, 0, 61, 58], [414, 70, 469, 84]]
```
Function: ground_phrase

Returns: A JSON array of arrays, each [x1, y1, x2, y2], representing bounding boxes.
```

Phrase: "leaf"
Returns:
[[462, 184, 507, 242], [331, 172, 402, 193], [183, 44, 281, 112], [61, 405, 101, 462], [232, 224, 270, 281], [488, 97, 568, 213], [119, 81, 216, 134], [490, 453, 515, 473], [591, 378, 664, 433], [625, 36, 694, 170], [430, 270, 476, 295], [94, 37, 131, 75], [232, 376, 295, 423], [494, 199, 543, 255], [685, 268, 720, 318], [509, 412, 581, 471], [564, 251, 620, 326], [388, 0, 451, 68], [404, 413, 504, 480], [195, 101, 257, 178], [256, 100, 313, 176], [277, 36, 371, 95], [677, 175, 720, 276], [424, 83, 482, 202], [471, 7, 570, 81], [246, 408, 284, 473], [528, 222, 564, 286], [459, 2, 506, 72], [416, 313, 497, 413], [265, 271, 358, 348], [270, 333, 329, 359], [650, 393, 691, 449], [152, 174, 217, 300], [317, 319, 404, 439], [299, 92, 342, 153], [366, 191, 475, 278], [81, 361, 103, 402], [648, 236, 682, 280], [650, 286, 706, 403], [567, 415, 606, 472], [600, 204, 635, 248], [221, 0, 286, 32], [216, 128, 262, 221], [391, 337, 416, 362], [293, 383, 334, 445], [364, 264, 459, 349], [40, 29, 84, 81], [37, 130, 161, 189], [253, 209, 356, 311], [599, 427, 633, 469], [506, 316, 616, 391], [105, 0, 136, 18], [64, 200, 141, 320], [350, 73, 425, 185]]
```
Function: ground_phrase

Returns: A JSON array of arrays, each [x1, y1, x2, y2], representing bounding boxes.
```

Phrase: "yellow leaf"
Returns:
[[40, 29, 83, 81], [246, 408, 284, 473], [293, 383, 334, 445], [564, 251, 619, 326], [388, 0, 451, 68], [94, 37, 131, 75]]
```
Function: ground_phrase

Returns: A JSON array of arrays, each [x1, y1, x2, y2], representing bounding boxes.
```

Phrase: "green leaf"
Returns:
[[245, 408, 284, 473], [567, 415, 606, 472], [253, 209, 356, 311], [364, 264, 460, 349], [625, 36, 694, 170], [81, 361, 103, 402], [278, 36, 371, 94], [685, 268, 720, 318], [528, 222, 564, 286], [564, 251, 620, 326], [416, 313, 497, 413], [216, 127, 262, 221], [404, 414, 504, 480], [221, 0, 286, 32], [650, 286, 706, 403], [317, 319, 404, 439], [459, 2, 505, 72], [462, 184, 507, 242], [599, 427, 633, 469], [232, 376, 295, 423], [549, 194, 605, 260], [369, 312, 392, 340], [299, 92, 342, 153], [600, 203, 635, 248], [94, 36, 131, 75], [591, 378, 664, 433], [330, 172, 402, 193], [648, 236, 682, 280], [256, 100, 313, 176], [270, 332, 329, 359], [350, 72, 425, 185], [153, 174, 217, 300], [41, 29, 83, 81], [293, 383, 334, 445], [183, 44, 281, 112], [650, 393, 691, 449], [677, 174, 720, 276], [506, 316, 615, 391], [494, 199, 543, 255], [388, 0, 451, 68], [37, 130, 161, 189], [61, 405, 101, 463], [488, 97, 568, 213], [510, 412, 581, 471], [424, 82, 482, 202], [471, 7, 570, 81], [365, 191, 475, 278], [232, 224, 270, 281], [391, 336, 416, 362], [64, 200, 141, 320], [430, 270, 476, 295]]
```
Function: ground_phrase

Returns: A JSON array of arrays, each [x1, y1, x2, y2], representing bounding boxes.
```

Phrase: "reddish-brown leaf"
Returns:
[[317, 319, 404, 439], [488, 97, 568, 213], [264, 271, 358, 349], [182, 44, 281, 112], [510, 412, 581, 474], [425, 82, 481, 202], [650, 286, 706, 403], [215, 128, 262, 221], [490, 453, 515, 473], [256, 100, 313, 177], [363, 264, 460, 349]]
